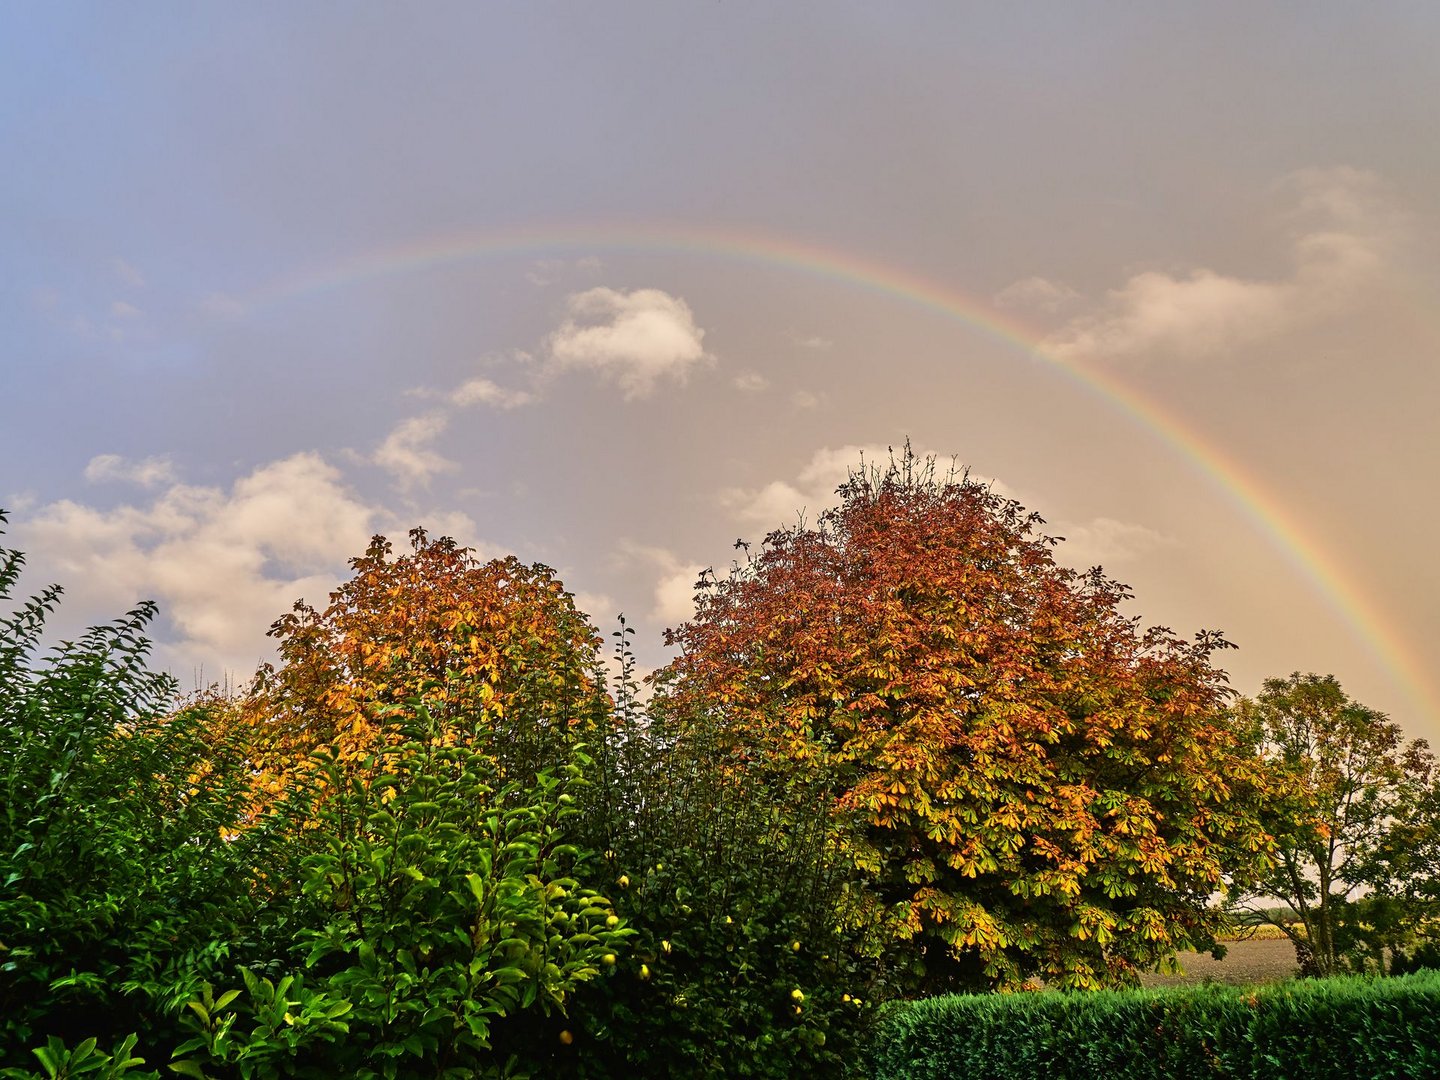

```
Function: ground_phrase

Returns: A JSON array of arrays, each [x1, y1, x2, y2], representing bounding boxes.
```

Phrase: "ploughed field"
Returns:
[[1139, 937, 1298, 988]]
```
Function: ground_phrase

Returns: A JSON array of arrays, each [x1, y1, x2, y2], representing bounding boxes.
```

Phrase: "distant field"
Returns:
[[1139, 937, 1298, 988]]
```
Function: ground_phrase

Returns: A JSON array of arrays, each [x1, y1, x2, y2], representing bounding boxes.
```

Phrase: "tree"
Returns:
[[1228, 673, 1438, 976], [659, 449, 1271, 991], [241, 529, 607, 793]]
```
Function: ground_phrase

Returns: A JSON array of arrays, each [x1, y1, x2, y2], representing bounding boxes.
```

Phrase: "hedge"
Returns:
[[867, 971, 1440, 1080]]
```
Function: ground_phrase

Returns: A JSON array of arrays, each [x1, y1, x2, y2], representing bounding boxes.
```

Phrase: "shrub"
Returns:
[[867, 972, 1440, 1080], [0, 514, 262, 1066], [528, 622, 887, 1080]]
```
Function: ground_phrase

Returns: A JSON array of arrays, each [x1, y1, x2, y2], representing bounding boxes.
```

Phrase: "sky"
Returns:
[[3, 3, 1438, 741]]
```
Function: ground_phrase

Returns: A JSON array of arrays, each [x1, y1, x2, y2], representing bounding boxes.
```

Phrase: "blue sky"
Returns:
[[4, 2, 1439, 735]]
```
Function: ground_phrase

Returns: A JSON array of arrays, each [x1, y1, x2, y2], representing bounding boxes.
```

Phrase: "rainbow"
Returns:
[[242, 222, 1439, 725]]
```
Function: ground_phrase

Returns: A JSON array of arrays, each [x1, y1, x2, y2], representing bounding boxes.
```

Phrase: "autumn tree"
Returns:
[[659, 449, 1272, 992], [1228, 673, 1439, 976], [243, 528, 607, 786]]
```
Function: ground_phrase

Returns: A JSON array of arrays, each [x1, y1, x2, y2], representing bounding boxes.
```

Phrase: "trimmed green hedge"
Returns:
[[867, 972, 1440, 1080]]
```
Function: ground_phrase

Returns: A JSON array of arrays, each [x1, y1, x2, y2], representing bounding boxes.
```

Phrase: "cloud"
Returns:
[[993, 275, 1081, 315], [732, 371, 770, 393], [84, 454, 177, 488], [14, 454, 482, 683], [1043, 167, 1398, 364], [617, 541, 707, 627], [790, 389, 829, 410], [450, 376, 535, 409], [547, 287, 709, 398], [17, 455, 379, 678], [794, 334, 833, 350], [109, 300, 142, 319], [112, 258, 145, 288], [1048, 517, 1176, 570], [373, 413, 457, 488], [723, 445, 1169, 568], [721, 444, 895, 528]]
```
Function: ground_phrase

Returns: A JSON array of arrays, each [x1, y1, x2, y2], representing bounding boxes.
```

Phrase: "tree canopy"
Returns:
[[659, 449, 1272, 990], [1229, 672, 1439, 975], [240, 528, 606, 789]]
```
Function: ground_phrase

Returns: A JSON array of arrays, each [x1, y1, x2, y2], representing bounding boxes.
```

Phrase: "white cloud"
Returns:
[[722, 446, 1166, 569], [450, 376, 535, 410], [721, 444, 895, 528], [573, 590, 618, 624], [993, 275, 1081, 315], [373, 413, 456, 488], [1048, 516, 1176, 570], [1043, 167, 1398, 364], [18, 455, 378, 678], [109, 300, 142, 319], [14, 454, 482, 684], [732, 371, 770, 393], [547, 287, 709, 399], [618, 541, 708, 627], [112, 258, 145, 288], [790, 389, 829, 410], [84, 454, 176, 488], [794, 334, 833, 350]]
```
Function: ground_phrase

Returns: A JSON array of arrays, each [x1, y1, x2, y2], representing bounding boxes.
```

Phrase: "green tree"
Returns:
[[1229, 673, 1438, 976], [659, 449, 1272, 992]]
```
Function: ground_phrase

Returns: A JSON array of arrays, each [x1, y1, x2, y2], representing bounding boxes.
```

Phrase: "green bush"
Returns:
[[170, 721, 631, 1079], [867, 972, 1440, 1080], [0, 515, 263, 1066], [525, 623, 887, 1080]]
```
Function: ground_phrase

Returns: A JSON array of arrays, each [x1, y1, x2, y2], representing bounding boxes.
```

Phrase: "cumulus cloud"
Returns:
[[1043, 167, 1398, 364], [722, 445, 1171, 568], [450, 376, 536, 409], [547, 287, 709, 398], [732, 371, 770, 393], [993, 275, 1081, 315], [1048, 517, 1176, 570], [14, 454, 482, 683], [373, 413, 457, 488], [721, 444, 896, 528], [84, 454, 177, 488], [618, 541, 708, 627]]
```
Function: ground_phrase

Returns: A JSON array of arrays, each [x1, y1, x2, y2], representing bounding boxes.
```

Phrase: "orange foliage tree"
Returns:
[[658, 450, 1272, 991], [242, 528, 606, 785]]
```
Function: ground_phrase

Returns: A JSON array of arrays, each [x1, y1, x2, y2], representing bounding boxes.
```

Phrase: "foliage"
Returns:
[[243, 529, 606, 794], [0, 1034, 158, 1080], [659, 448, 1271, 992], [867, 971, 1440, 1080], [543, 621, 883, 1079], [169, 714, 631, 1079], [1227, 673, 1439, 976], [0, 513, 262, 1065]]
